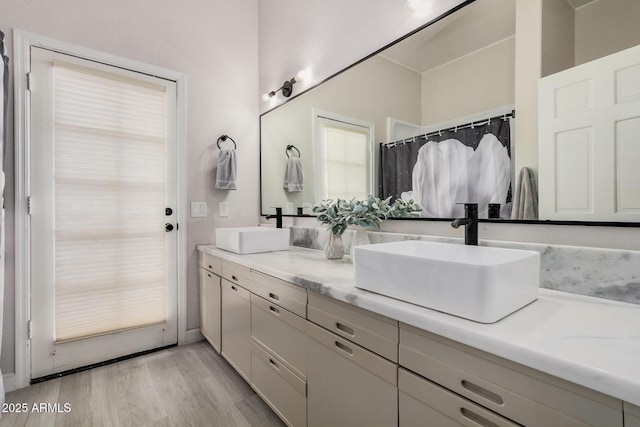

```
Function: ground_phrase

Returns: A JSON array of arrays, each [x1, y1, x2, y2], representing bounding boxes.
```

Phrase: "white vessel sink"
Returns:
[[215, 227, 290, 254], [353, 241, 540, 323]]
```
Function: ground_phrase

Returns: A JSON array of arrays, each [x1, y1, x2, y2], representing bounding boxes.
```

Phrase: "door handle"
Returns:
[[165, 223, 174, 232]]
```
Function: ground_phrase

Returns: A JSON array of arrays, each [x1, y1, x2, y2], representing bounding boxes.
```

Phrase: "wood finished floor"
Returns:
[[1, 341, 285, 427]]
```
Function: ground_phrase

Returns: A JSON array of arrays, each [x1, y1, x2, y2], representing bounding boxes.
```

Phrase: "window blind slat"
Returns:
[[53, 61, 168, 341]]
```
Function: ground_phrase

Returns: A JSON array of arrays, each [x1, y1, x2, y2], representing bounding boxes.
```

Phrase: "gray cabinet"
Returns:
[[399, 368, 518, 427], [626, 402, 640, 427], [399, 323, 623, 427], [306, 321, 397, 427], [221, 279, 252, 382], [199, 268, 221, 353], [250, 278, 308, 426]]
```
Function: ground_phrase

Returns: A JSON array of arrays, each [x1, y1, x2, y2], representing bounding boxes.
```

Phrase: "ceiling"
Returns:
[[381, 0, 515, 74]]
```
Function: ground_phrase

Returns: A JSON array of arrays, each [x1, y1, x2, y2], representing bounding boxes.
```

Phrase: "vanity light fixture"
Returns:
[[262, 70, 306, 101]]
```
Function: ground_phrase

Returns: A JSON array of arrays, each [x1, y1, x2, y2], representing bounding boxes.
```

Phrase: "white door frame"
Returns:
[[13, 30, 188, 389]]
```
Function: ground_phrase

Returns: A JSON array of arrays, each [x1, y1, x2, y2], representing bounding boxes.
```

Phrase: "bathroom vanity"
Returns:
[[198, 244, 640, 426]]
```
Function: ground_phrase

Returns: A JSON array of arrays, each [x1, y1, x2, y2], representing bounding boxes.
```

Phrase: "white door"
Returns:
[[538, 43, 640, 221], [29, 47, 178, 379]]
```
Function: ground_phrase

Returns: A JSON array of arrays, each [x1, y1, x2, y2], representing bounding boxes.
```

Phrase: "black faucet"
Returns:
[[265, 207, 283, 228], [451, 203, 478, 245]]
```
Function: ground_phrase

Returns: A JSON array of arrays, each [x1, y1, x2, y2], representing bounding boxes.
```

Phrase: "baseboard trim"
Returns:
[[3, 373, 17, 393], [186, 328, 204, 344]]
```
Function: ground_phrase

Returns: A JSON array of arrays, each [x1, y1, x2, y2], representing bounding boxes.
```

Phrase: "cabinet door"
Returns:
[[221, 279, 252, 382], [307, 322, 397, 427], [199, 268, 221, 353]]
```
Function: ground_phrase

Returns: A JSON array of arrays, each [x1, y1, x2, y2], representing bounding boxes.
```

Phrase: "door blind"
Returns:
[[53, 61, 168, 342]]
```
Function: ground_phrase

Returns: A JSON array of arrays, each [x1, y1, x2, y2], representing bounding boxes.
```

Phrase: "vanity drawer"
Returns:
[[400, 323, 623, 427], [625, 402, 640, 427], [251, 293, 307, 378], [307, 291, 398, 362], [221, 260, 254, 291], [199, 251, 222, 275], [251, 270, 307, 318], [251, 341, 307, 427], [399, 368, 518, 427]]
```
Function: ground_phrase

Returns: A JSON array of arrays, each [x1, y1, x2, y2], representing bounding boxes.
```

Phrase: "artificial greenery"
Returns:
[[312, 196, 422, 235]]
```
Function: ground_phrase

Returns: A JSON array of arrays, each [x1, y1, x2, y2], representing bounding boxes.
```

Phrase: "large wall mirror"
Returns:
[[260, 0, 640, 224]]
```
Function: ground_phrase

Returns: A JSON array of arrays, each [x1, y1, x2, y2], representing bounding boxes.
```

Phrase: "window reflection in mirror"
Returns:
[[314, 111, 374, 202]]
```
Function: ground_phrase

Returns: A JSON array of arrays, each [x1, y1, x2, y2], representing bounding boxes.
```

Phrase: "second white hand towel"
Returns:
[[283, 157, 304, 192]]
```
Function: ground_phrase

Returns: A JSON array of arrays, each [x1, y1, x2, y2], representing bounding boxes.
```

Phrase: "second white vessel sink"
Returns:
[[353, 241, 540, 323], [215, 227, 290, 254]]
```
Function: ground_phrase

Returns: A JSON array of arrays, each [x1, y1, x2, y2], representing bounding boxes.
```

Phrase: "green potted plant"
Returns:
[[312, 198, 351, 259], [313, 196, 421, 259]]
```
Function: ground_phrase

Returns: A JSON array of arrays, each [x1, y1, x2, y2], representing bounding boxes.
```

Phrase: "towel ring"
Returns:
[[286, 145, 301, 158], [217, 135, 237, 150]]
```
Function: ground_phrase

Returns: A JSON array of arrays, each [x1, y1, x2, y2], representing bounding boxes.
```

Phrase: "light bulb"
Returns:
[[294, 70, 305, 82], [406, 0, 417, 12], [262, 93, 271, 102]]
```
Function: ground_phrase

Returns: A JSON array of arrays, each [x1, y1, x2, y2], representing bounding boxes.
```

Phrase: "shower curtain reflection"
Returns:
[[379, 113, 513, 219]]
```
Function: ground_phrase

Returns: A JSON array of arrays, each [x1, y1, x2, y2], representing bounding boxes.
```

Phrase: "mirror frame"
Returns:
[[258, 0, 640, 228]]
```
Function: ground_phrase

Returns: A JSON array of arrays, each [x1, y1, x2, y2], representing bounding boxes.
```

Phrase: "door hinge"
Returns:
[[26, 73, 32, 91], [28, 320, 32, 340], [27, 196, 32, 216]]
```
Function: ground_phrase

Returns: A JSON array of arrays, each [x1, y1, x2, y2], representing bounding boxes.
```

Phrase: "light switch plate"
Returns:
[[219, 202, 229, 217], [190, 202, 207, 218]]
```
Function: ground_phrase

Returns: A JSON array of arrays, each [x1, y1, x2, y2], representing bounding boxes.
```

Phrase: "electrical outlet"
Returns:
[[219, 202, 229, 217], [190, 202, 207, 218]]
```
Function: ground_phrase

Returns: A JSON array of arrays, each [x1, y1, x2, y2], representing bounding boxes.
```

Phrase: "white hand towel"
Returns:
[[511, 167, 538, 220], [283, 157, 304, 192], [215, 149, 237, 190]]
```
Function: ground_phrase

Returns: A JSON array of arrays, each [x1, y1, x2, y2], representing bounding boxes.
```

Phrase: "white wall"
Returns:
[[575, 0, 640, 66], [259, 1, 640, 248], [421, 37, 515, 125], [1, 0, 260, 377]]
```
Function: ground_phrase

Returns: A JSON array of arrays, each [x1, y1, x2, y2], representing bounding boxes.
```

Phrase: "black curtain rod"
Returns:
[[385, 109, 515, 147]]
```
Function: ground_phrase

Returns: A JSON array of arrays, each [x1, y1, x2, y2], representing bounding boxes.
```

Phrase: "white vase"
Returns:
[[350, 227, 371, 259], [325, 233, 345, 260]]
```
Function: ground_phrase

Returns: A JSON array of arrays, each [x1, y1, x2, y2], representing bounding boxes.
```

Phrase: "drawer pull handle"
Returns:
[[268, 292, 280, 301], [208, 265, 213, 270], [231, 285, 237, 291], [207, 274, 212, 278], [335, 341, 354, 356], [461, 380, 504, 405], [232, 275, 238, 281], [336, 322, 355, 337], [460, 408, 498, 427], [269, 306, 280, 315], [269, 358, 280, 370]]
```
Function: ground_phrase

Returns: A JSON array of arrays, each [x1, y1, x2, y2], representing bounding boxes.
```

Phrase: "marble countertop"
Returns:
[[197, 244, 640, 406]]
